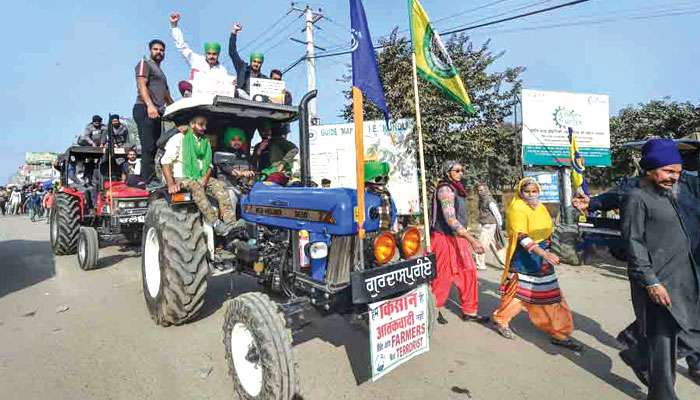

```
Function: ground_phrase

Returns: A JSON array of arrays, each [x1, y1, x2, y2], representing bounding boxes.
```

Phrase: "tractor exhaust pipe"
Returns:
[[298, 90, 318, 187]]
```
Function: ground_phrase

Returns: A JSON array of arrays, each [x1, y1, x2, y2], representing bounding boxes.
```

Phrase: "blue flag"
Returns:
[[349, 0, 389, 122]]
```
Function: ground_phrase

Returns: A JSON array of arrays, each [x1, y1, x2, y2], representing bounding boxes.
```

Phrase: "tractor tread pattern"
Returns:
[[153, 199, 208, 326], [52, 193, 80, 255], [223, 292, 299, 400]]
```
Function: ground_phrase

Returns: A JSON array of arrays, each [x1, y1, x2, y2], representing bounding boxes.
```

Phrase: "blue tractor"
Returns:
[[140, 92, 436, 399]]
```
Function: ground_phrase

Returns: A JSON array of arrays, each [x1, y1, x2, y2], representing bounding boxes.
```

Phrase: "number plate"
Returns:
[[119, 215, 145, 224]]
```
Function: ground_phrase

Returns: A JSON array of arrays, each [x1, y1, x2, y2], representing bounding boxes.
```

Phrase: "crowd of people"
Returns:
[[131, 11, 293, 192], [11, 10, 697, 400], [0, 184, 55, 222], [430, 138, 699, 399]]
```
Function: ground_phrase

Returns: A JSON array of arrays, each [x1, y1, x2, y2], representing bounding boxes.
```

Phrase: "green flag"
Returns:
[[409, 0, 475, 115]]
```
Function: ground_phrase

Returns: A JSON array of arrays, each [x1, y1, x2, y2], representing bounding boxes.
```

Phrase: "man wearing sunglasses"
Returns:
[[169, 12, 231, 95]]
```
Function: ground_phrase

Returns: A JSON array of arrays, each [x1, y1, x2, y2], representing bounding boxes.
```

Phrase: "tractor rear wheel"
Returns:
[[51, 193, 80, 255], [141, 198, 209, 326], [223, 292, 299, 400]]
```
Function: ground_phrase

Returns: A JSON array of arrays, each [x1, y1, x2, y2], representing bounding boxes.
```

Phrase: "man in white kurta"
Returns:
[[169, 12, 235, 96]]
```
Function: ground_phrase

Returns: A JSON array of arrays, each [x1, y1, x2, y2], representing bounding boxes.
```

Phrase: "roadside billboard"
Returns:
[[521, 89, 610, 166], [524, 171, 560, 203], [25, 152, 58, 165], [309, 119, 420, 215]]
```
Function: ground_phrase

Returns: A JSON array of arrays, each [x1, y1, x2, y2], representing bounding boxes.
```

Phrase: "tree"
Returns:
[[340, 30, 524, 192], [587, 98, 700, 186]]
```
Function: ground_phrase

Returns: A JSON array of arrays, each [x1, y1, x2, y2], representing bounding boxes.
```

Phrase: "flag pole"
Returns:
[[352, 86, 367, 244], [411, 53, 431, 251]]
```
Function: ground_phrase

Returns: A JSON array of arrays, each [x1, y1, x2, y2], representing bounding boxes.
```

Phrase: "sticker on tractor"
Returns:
[[368, 284, 430, 381]]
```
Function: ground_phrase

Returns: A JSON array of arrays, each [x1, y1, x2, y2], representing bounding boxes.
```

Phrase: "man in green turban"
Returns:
[[220, 127, 255, 180], [170, 12, 233, 96], [160, 115, 239, 235], [229, 22, 268, 94], [364, 161, 395, 231]]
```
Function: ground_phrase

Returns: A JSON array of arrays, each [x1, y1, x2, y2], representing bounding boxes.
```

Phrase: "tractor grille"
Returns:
[[325, 236, 361, 286]]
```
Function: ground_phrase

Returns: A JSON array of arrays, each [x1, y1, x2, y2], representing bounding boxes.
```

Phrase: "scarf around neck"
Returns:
[[182, 128, 212, 180]]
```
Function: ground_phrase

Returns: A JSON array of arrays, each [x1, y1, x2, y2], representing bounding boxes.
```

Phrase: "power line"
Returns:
[[244, 12, 304, 52], [450, 0, 555, 29], [282, 0, 693, 71], [470, 7, 700, 35], [432, 0, 516, 24], [442, 0, 592, 35], [239, 10, 295, 52]]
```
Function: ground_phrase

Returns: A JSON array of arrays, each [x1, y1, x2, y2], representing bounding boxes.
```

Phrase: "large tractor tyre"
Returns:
[[223, 292, 299, 400], [141, 198, 209, 327], [50, 193, 80, 255], [77, 227, 99, 270], [551, 224, 583, 266]]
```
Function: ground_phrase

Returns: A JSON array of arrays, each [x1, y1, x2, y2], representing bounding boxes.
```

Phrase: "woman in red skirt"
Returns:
[[430, 161, 488, 324]]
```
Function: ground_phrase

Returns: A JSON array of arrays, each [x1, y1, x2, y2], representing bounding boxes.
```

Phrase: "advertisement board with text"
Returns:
[[521, 89, 610, 166]]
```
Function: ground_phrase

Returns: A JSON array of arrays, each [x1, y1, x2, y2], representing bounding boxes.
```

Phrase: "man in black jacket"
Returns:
[[228, 22, 267, 95], [621, 139, 700, 399]]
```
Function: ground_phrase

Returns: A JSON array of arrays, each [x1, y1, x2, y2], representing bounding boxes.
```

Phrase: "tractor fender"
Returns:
[[148, 188, 215, 252]]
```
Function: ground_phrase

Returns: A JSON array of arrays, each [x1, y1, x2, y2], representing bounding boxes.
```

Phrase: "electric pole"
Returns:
[[291, 3, 323, 125]]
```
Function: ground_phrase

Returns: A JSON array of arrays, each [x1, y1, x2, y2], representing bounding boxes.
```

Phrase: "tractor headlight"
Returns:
[[373, 232, 397, 265], [400, 227, 422, 259], [308, 242, 328, 259], [137, 200, 149, 208], [118, 201, 136, 209], [171, 192, 193, 203]]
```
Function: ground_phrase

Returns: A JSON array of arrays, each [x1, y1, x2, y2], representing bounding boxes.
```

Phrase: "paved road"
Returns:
[[0, 215, 697, 399]]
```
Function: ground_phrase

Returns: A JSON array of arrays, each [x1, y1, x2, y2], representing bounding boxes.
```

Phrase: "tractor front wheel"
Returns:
[[77, 227, 99, 270], [223, 292, 299, 400]]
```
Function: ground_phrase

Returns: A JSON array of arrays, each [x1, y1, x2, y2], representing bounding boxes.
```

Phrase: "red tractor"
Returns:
[[50, 144, 149, 269]]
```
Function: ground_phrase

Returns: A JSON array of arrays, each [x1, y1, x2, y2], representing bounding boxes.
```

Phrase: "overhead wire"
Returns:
[[448, 0, 555, 29], [239, 10, 296, 52], [260, 14, 309, 54], [245, 12, 304, 53], [442, 0, 592, 34], [282, 0, 693, 71], [432, 0, 516, 24], [469, 6, 700, 35]]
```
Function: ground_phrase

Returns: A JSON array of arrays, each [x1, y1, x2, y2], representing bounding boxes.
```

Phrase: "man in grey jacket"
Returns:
[[78, 115, 106, 146], [621, 138, 700, 399]]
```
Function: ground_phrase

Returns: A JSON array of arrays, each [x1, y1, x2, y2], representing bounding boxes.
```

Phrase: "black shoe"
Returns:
[[461, 313, 490, 323], [551, 337, 584, 352], [437, 311, 448, 325], [619, 349, 649, 386]]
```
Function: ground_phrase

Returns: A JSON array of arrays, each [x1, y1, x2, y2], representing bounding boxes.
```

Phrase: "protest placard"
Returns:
[[368, 284, 430, 381]]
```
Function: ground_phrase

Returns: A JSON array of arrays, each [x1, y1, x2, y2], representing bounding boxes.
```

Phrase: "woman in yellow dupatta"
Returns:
[[492, 177, 582, 351]]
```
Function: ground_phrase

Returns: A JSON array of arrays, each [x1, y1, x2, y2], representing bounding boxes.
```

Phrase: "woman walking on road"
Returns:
[[492, 177, 582, 351], [430, 161, 489, 324]]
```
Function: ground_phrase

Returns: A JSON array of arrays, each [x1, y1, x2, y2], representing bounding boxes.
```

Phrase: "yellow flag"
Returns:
[[409, 0, 475, 115]]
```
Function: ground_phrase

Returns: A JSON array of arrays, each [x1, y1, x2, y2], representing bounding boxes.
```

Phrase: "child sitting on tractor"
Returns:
[[160, 114, 240, 236]]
